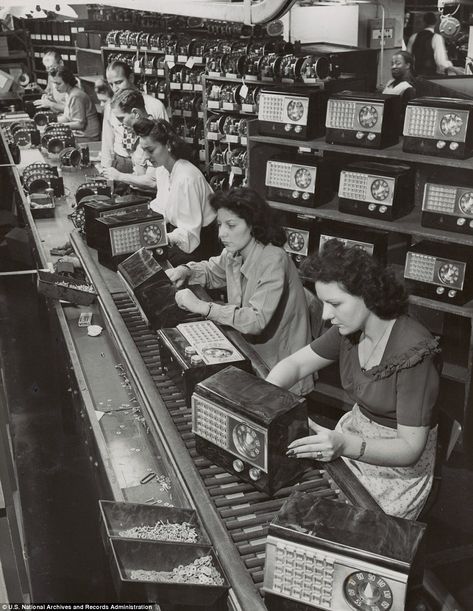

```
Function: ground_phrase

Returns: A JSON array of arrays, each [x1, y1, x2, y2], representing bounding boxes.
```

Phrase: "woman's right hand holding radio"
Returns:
[[165, 265, 191, 288]]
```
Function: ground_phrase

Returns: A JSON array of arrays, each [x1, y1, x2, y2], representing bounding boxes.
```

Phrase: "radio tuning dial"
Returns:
[[438, 263, 460, 285], [448, 290, 457, 298], [459, 192, 473, 215], [368, 204, 376, 211], [379, 206, 387, 213], [142, 223, 162, 245], [367, 133, 376, 141], [287, 231, 305, 252], [343, 571, 393, 611], [233, 459, 244, 472], [437, 140, 446, 149], [436, 286, 445, 294], [358, 105, 378, 128], [457, 218, 466, 226], [356, 131, 364, 140], [450, 142, 459, 151], [249, 467, 261, 481]]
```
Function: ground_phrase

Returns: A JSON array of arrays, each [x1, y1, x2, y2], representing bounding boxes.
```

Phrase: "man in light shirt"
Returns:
[[33, 49, 66, 113], [100, 60, 168, 175], [407, 12, 464, 76]]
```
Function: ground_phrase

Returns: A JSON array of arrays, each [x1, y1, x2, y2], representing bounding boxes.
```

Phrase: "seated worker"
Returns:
[[100, 88, 156, 193], [33, 49, 66, 113], [166, 187, 314, 396], [101, 60, 168, 174], [134, 117, 218, 265], [266, 240, 441, 519], [51, 67, 100, 142], [94, 78, 113, 111], [382, 51, 417, 119]]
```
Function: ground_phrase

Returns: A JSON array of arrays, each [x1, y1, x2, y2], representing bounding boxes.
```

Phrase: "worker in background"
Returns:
[[407, 12, 464, 76], [382, 51, 417, 121], [33, 49, 66, 113], [94, 78, 113, 110], [100, 60, 168, 174], [101, 88, 156, 193]]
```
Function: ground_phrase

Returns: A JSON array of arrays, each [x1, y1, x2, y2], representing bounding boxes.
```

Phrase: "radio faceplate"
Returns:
[[258, 89, 327, 140], [325, 92, 400, 149], [421, 181, 473, 234], [266, 157, 329, 207], [403, 97, 473, 159], [404, 240, 473, 304], [192, 366, 310, 495], [338, 161, 414, 220], [315, 221, 390, 264], [263, 491, 425, 611]]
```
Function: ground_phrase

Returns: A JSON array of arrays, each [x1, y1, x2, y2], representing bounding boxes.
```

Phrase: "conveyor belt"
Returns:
[[112, 291, 347, 594]]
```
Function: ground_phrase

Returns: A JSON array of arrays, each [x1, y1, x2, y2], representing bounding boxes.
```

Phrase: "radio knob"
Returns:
[[436, 140, 446, 149], [294, 125, 302, 134], [284, 124, 291, 132], [457, 218, 466, 226], [450, 142, 459, 151], [448, 290, 457, 298], [190, 354, 203, 365], [233, 459, 244, 472], [367, 133, 376, 141], [436, 286, 445, 295], [292, 191, 299, 199], [379, 206, 387, 214], [368, 204, 376, 212], [302, 192, 310, 200], [469, 221, 473, 228], [185, 346, 197, 356], [355, 131, 364, 140], [249, 467, 262, 481]]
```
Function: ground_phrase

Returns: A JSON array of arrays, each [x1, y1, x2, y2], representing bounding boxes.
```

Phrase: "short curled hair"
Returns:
[[133, 117, 191, 161], [210, 187, 286, 247], [50, 66, 77, 88], [301, 239, 408, 319], [111, 87, 146, 113]]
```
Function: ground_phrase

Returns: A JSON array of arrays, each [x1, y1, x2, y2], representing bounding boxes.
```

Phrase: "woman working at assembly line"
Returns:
[[166, 187, 314, 396], [267, 240, 441, 519], [133, 117, 218, 265]]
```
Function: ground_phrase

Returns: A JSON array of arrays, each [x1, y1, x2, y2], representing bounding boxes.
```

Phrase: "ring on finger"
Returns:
[[315, 450, 323, 460]]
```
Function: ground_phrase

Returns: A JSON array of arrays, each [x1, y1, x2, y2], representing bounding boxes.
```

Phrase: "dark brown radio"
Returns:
[[192, 366, 310, 496]]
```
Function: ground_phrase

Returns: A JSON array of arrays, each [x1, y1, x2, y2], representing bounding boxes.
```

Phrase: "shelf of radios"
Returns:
[[247, 106, 473, 460]]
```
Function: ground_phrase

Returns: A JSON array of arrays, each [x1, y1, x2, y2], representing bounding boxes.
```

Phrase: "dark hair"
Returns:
[[50, 66, 77, 87], [94, 78, 113, 98], [209, 187, 286, 247], [106, 60, 132, 80], [301, 239, 408, 319], [43, 49, 62, 63], [111, 87, 146, 113], [393, 50, 414, 68], [423, 12, 438, 27], [133, 117, 191, 161]]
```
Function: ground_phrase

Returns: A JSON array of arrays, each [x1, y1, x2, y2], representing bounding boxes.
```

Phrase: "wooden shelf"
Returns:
[[79, 75, 103, 83], [0, 51, 27, 61], [76, 47, 102, 55], [251, 134, 473, 171], [32, 43, 73, 51], [266, 198, 473, 248]]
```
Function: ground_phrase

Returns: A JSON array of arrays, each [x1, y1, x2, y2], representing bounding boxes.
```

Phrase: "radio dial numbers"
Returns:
[[359, 105, 378, 129], [370, 179, 390, 201], [459, 192, 473, 215], [286, 100, 304, 122], [438, 263, 460, 286], [344, 571, 393, 611], [142, 224, 162, 245], [294, 168, 312, 189], [233, 423, 261, 459], [287, 231, 305, 252], [440, 113, 463, 137]]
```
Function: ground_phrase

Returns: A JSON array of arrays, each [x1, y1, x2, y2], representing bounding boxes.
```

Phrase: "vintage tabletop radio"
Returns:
[[263, 491, 426, 611], [325, 92, 401, 149], [338, 161, 414, 220], [82, 194, 150, 247], [118, 247, 187, 329], [159, 322, 252, 407], [266, 156, 329, 207], [283, 217, 316, 267], [403, 97, 473, 159], [192, 366, 310, 496], [421, 181, 473, 235], [75, 180, 112, 205], [95, 209, 167, 270], [258, 90, 326, 140], [404, 240, 473, 304], [315, 220, 389, 263]]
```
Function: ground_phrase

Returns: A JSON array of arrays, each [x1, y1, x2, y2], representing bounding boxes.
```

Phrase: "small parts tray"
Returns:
[[37, 270, 96, 306], [108, 538, 229, 605], [99, 500, 210, 545]]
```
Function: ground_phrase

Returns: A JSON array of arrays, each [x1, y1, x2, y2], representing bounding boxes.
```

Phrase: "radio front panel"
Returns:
[[325, 94, 400, 149], [421, 182, 473, 234], [109, 220, 166, 256], [404, 241, 473, 304], [266, 159, 319, 206], [283, 226, 311, 258], [403, 98, 473, 159], [258, 90, 326, 140], [314, 222, 390, 264], [192, 395, 268, 472], [264, 535, 408, 611]]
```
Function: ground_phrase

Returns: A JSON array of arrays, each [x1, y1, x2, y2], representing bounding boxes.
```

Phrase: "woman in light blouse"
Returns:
[[51, 66, 100, 142], [133, 117, 218, 265], [166, 187, 313, 396]]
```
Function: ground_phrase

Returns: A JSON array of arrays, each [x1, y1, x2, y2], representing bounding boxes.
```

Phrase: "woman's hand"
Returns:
[[286, 419, 345, 462], [165, 265, 190, 288], [175, 288, 209, 315], [101, 167, 121, 181]]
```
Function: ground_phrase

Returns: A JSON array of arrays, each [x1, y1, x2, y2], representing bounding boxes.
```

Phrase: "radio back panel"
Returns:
[[192, 366, 310, 495], [338, 161, 414, 220], [403, 97, 473, 159], [325, 93, 400, 149]]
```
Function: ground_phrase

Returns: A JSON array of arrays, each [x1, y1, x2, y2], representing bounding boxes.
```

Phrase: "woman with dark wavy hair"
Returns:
[[134, 117, 217, 265], [267, 240, 441, 518], [166, 187, 313, 395]]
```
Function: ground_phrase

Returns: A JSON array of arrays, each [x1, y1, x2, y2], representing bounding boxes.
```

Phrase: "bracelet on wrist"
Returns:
[[355, 439, 366, 460], [205, 303, 212, 318]]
